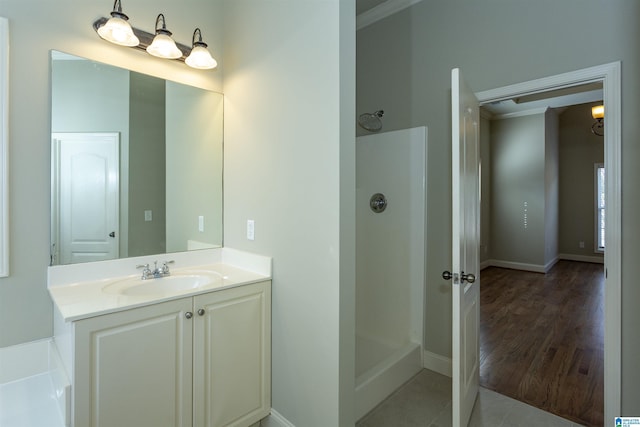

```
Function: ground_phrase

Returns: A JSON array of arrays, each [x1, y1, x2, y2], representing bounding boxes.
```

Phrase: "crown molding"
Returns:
[[491, 107, 549, 120], [356, 0, 424, 30]]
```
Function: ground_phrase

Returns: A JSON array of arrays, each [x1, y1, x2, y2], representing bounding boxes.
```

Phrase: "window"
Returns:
[[595, 163, 605, 253]]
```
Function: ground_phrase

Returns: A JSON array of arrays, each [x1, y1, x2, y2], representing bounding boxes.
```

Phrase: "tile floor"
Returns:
[[356, 369, 585, 427]]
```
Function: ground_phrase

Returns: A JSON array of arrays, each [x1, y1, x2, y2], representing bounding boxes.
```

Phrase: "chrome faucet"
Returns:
[[136, 260, 175, 280]]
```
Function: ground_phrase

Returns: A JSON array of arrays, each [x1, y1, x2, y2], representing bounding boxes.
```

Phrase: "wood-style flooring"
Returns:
[[479, 261, 604, 427]]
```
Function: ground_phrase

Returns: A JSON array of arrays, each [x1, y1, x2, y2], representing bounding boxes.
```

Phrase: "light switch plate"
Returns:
[[247, 220, 255, 241], [144, 210, 152, 221]]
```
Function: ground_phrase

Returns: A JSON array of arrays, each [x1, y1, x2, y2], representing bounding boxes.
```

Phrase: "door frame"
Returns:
[[475, 61, 621, 422]]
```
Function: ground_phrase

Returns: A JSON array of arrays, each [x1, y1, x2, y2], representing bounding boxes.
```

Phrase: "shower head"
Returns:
[[358, 110, 384, 132]]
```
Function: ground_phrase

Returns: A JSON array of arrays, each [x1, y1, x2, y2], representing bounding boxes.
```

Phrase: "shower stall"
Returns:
[[355, 126, 427, 419]]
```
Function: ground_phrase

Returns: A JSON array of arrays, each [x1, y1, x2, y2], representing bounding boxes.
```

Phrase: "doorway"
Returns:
[[475, 62, 621, 423], [478, 97, 605, 425]]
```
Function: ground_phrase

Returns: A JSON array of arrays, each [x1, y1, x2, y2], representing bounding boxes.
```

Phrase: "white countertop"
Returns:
[[48, 249, 272, 322], [49, 262, 270, 322]]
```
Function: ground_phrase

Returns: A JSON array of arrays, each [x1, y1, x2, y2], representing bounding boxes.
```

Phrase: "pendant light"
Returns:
[[97, 0, 140, 47], [185, 28, 217, 70], [146, 14, 182, 59]]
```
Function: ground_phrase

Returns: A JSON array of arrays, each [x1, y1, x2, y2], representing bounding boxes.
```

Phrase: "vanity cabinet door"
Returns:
[[193, 281, 271, 427], [73, 298, 194, 427]]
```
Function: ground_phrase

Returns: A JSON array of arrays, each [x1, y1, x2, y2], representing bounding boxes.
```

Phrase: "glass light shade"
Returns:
[[146, 33, 182, 59], [97, 16, 139, 47], [185, 45, 217, 70], [592, 105, 605, 119]]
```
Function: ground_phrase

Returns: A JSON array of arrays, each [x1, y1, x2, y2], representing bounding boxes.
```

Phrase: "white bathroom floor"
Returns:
[[356, 369, 585, 427], [0, 373, 65, 427]]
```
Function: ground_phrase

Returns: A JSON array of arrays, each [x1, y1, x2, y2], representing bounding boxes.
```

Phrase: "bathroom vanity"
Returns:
[[49, 248, 271, 427]]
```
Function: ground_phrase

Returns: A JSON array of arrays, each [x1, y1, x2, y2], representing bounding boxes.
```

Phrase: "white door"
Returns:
[[52, 132, 119, 264], [451, 68, 480, 427]]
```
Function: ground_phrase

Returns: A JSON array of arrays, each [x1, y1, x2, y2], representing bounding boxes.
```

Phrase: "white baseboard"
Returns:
[[423, 350, 452, 378], [260, 409, 295, 427], [481, 257, 559, 273], [558, 253, 604, 264], [483, 255, 603, 273]]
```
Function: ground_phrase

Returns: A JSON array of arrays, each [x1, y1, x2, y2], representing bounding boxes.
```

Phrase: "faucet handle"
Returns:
[[136, 263, 152, 279], [161, 260, 175, 274]]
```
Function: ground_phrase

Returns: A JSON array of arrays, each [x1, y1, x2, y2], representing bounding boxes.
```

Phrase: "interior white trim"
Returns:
[[356, 0, 424, 30], [558, 253, 604, 264], [423, 350, 452, 378], [491, 106, 549, 120], [260, 409, 295, 427], [0, 17, 9, 278], [476, 62, 622, 423], [481, 258, 558, 274]]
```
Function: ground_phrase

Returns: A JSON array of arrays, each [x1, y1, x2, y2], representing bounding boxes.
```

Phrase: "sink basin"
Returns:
[[102, 271, 222, 297]]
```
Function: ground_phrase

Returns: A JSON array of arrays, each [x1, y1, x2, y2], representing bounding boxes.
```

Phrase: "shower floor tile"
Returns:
[[356, 369, 584, 427]]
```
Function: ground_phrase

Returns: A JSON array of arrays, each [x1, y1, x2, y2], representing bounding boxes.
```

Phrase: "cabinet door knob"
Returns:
[[185, 311, 193, 319], [197, 308, 205, 316]]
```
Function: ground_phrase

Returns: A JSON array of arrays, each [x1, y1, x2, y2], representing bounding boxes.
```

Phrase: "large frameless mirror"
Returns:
[[50, 51, 223, 265]]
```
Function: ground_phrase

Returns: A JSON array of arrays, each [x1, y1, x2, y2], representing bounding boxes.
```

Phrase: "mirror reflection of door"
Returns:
[[52, 132, 119, 265]]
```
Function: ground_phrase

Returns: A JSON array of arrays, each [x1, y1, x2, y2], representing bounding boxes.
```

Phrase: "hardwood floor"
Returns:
[[479, 261, 604, 427]]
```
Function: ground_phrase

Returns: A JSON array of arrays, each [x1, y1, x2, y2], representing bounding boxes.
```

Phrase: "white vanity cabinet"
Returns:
[[71, 281, 271, 427]]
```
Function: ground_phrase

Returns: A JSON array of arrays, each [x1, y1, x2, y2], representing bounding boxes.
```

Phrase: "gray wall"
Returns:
[[128, 72, 166, 257], [489, 109, 559, 269], [165, 81, 223, 252], [490, 113, 548, 266], [356, 0, 640, 411], [559, 103, 605, 259], [220, 2, 356, 424]]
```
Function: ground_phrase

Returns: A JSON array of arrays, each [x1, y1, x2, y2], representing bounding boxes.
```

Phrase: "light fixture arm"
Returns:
[[110, 0, 128, 20], [154, 13, 171, 36], [592, 118, 604, 136], [192, 28, 207, 48]]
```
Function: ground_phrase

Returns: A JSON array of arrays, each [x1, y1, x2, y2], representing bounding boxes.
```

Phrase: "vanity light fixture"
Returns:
[[96, 0, 140, 47], [591, 104, 604, 136], [185, 28, 217, 70], [146, 14, 182, 59], [93, 3, 217, 70]]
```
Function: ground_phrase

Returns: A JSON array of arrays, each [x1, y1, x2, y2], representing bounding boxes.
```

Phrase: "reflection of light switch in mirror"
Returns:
[[144, 210, 152, 221], [247, 220, 255, 241], [198, 216, 204, 232]]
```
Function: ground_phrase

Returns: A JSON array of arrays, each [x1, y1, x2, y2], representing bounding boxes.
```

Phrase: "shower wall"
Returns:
[[356, 126, 427, 376]]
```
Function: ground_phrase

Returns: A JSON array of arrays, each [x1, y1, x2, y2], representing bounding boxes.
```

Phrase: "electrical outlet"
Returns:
[[144, 210, 152, 221], [579, 241, 585, 248]]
